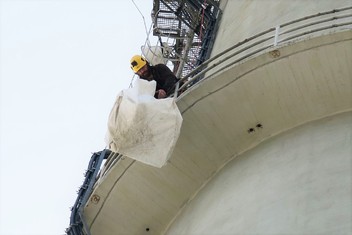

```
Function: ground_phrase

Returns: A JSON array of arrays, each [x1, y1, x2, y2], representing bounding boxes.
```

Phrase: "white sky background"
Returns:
[[0, 0, 156, 234]]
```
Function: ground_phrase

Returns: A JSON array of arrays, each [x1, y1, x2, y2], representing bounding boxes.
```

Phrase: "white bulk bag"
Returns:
[[105, 79, 183, 168]]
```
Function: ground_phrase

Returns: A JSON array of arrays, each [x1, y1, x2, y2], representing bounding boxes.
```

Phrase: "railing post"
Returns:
[[274, 25, 280, 46], [174, 29, 194, 98]]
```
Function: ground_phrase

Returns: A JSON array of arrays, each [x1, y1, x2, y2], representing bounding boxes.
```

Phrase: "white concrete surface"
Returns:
[[165, 111, 352, 235], [164, 2, 352, 234], [212, 0, 351, 55], [82, 1, 352, 234], [83, 31, 351, 234]]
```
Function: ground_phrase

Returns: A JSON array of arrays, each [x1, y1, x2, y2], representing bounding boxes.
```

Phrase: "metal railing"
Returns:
[[174, 6, 352, 96], [151, 0, 222, 77], [66, 149, 112, 235]]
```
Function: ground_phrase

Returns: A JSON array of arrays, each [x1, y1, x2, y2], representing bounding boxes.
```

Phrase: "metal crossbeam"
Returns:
[[152, 0, 221, 78]]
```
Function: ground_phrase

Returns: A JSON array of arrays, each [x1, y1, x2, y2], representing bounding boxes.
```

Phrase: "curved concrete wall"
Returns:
[[164, 2, 352, 234], [213, 0, 351, 53], [82, 2, 351, 234], [165, 111, 352, 234]]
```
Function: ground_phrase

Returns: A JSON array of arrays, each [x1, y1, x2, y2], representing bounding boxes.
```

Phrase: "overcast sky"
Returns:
[[0, 0, 155, 234]]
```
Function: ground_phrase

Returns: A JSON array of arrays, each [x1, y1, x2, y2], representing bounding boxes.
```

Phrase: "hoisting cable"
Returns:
[[129, 0, 154, 88]]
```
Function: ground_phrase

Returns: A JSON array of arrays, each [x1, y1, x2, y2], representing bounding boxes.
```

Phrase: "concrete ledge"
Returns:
[[83, 31, 352, 235]]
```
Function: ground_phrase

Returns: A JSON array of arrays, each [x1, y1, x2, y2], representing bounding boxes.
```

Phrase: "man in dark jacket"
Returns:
[[130, 55, 179, 99]]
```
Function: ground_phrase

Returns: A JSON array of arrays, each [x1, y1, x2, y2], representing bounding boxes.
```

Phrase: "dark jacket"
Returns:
[[139, 64, 179, 98]]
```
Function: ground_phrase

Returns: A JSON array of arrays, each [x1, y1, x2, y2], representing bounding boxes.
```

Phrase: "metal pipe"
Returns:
[[174, 30, 195, 98]]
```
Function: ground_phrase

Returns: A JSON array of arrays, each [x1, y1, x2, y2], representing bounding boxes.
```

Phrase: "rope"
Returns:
[[129, 0, 153, 87], [131, 0, 149, 37], [199, 0, 207, 43]]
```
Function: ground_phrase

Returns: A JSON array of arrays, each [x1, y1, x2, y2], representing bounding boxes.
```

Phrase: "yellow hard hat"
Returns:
[[130, 55, 147, 73]]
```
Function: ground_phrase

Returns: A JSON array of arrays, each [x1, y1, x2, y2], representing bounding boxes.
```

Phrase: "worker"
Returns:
[[130, 55, 179, 99]]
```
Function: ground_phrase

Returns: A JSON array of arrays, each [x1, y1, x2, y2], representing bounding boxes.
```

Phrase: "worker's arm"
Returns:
[[155, 64, 178, 96]]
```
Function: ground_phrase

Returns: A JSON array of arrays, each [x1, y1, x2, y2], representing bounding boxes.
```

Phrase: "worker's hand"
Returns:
[[157, 89, 167, 99]]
